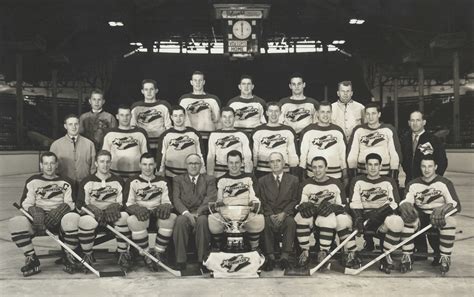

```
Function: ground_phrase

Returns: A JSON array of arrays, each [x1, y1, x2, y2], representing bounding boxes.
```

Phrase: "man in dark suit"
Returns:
[[172, 153, 217, 271], [257, 152, 299, 271], [401, 111, 448, 183]]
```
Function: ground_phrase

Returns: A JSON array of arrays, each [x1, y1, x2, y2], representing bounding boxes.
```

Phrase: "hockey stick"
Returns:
[[344, 208, 458, 275], [81, 207, 183, 277], [13, 203, 125, 277]]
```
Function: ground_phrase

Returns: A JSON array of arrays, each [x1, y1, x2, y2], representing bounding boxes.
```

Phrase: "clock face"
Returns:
[[232, 20, 252, 39]]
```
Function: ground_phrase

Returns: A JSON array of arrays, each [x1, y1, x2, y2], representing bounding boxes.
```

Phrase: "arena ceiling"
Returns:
[[0, 0, 473, 82]]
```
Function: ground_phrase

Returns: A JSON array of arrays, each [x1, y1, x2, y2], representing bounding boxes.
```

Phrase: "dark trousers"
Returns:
[[414, 210, 440, 256], [173, 215, 210, 264], [263, 215, 296, 258]]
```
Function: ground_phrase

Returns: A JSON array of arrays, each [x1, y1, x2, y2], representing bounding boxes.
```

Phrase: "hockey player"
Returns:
[[157, 105, 205, 178], [398, 155, 460, 275], [251, 102, 298, 179], [279, 73, 320, 135], [123, 153, 177, 271], [299, 101, 348, 185], [179, 71, 221, 141], [9, 152, 75, 276], [72, 150, 132, 271], [227, 75, 267, 133], [131, 79, 172, 154], [208, 150, 264, 251], [295, 156, 358, 268], [79, 89, 117, 150], [102, 105, 149, 178], [207, 107, 252, 178], [331, 81, 365, 141], [349, 153, 404, 274]]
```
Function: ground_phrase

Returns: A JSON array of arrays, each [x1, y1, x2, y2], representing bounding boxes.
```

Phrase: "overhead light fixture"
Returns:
[[108, 21, 124, 27]]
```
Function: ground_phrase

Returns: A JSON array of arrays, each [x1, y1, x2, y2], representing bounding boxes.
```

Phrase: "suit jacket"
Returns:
[[401, 131, 448, 182], [172, 174, 217, 215], [257, 172, 299, 216]]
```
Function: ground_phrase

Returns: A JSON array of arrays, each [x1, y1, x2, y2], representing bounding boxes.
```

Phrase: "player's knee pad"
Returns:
[[294, 213, 314, 226], [315, 213, 337, 229], [78, 215, 98, 230], [157, 213, 177, 229], [444, 216, 456, 228], [208, 214, 225, 234], [61, 212, 80, 231], [384, 215, 404, 233], [127, 215, 149, 232], [244, 214, 264, 233], [9, 216, 32, 233], [336, 214, 353, 231], [114, 212, 129, 226]]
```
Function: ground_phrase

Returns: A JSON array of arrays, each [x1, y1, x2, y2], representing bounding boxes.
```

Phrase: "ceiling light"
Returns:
[[108, 21, 124, 27]]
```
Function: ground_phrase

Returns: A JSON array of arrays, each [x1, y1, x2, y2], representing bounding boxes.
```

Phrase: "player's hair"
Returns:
[[171, 105, 186, 114], [63, 114, 79, 123], [240, 74, 253, 84], [318, 101, 332, 110], [266, 101, 280, 111], [140, 152, 155, 162], [90, 88, 104, 98], [409, 110, 425, 120], [141, 79, 157, 89], [185, 153, 202, 163], [311, 156, 327, 167], [365, 102, 381, 112], [117, 104, 131, 113], [227, 150, 243, 162], [420, 154, 436, 164], [96, 150, 112, 161], [192, 71, 204, 79], [221, 106, 235, 115], [338, 80, 352, 89], [40, 151, 58, 163], [365, 153, 382, 164], [289, 72, 304, 82]]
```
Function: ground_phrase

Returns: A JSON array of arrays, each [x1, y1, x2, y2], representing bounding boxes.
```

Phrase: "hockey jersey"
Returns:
[[130, 100, 172, 148], [77, 174, 124, 210], [298, 177, 346, 207], [102, 127, 149, 178], [279, 97, 320, 134], [217, 173, 260, 206], [20, 174, 74, 211], [227, 96, 267, 132], [124, 175, 171, 210], [251, 124, 298, 172], [179, 93, 221, 138], [203, 251, 265, 278], [347, 123, 402, 175], [207, 130, 253, 178], [79, 110, 117, 149], [349, 175, 399, 211], [157, 127, 205, 177], [299, 124, 347, 178], [402, 175, 461, 215]]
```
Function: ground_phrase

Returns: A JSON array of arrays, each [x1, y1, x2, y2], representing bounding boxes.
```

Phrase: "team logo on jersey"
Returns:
[[35, 183, 69, 200], [223, 182, 249, 198], [308, 189, 336, 205], [136, 185, 163, 201], [90, 185, 118, 201], [361, 132, 385, 147], [216, 135, 240, 148], [235, 106, 259, 120], [415, 188, 443, 205], [361, 187, 392, 202], [112, 136, 139, 150], [170, 135, 195, 150], [187, 100, 210, 114], [261, 134, 287, 148], [137, 109, 162, 124], [312, 134, 337, 150], [286, 108, 310, 122], [220, 254, 251, 273], [418, 142, 434, 155]]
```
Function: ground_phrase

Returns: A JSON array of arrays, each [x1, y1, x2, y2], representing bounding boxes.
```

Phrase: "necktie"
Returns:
[[71, 137, 76, 148], [276, 175, 281, 188], [412, 134, 419, 156], [192, 176, 196, 193]]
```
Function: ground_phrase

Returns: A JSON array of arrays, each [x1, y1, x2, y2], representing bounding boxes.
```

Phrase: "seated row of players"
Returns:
[[9, 148, 459, 277]]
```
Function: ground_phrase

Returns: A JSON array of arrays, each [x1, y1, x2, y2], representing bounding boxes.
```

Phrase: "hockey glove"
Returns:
[[104, 203, 122, 224], [318, 200, 334, 217], [44, 203, 70, 229], [86, 204, 104, 223], [398, 203, 418, 224], [430, 204, 455, 228], [330, 204, 346, 216], [367, 204, 393, 226], [156, 203, 172, 220], [28, 206, 46, 236], [351, 208, 365, 234], [127, 204, 149, 221], [298, 202, 316, 218]]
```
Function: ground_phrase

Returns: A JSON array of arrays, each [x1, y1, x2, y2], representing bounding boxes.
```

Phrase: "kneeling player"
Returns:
[[349, 153, 404, 274], [9, 152, 74, 276], [208, 150, 264, 251], [124, 153, 177, 271], [295, 156, 358, 268], [398, 155, 460, 275]]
